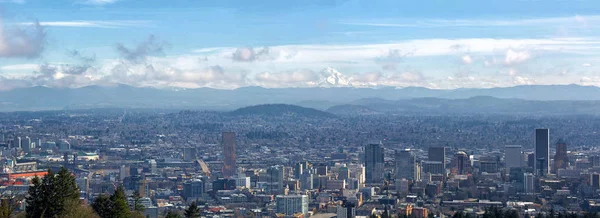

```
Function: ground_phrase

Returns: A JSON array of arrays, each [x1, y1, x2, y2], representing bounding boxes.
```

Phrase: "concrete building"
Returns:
[[395, 149, 417, 181], [505, 145, 523, 171], [183, 179, 204, 201], [337, 201, 356, 218], [267, 165, 285, 195], [428, 147, 446, 169], [524, 173, 535, 194], [275, 195, 308, 217]]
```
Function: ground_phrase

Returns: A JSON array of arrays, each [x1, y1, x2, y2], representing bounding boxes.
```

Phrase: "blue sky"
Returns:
[[0, 0, 600, 90]]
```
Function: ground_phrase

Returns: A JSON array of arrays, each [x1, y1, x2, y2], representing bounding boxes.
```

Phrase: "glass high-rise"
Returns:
[[534, 129, 550, 176], [365, 142, 384, 183]]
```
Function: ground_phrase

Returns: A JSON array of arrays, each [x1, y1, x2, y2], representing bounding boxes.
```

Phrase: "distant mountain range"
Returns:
[[327, 96, 600, 115], [2, 84, 600, 113]]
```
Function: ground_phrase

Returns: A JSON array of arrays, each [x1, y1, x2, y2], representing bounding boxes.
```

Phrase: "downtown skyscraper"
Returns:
[[365, 141, 384, 183], [535, 128, 550, 176], [395, 149, 417, 181], [553, 138, 569, 173], [222, 132, 236, 178]]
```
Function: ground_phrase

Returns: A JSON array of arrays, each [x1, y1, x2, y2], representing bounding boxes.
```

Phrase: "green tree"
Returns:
[[91, 195, 113, 218], [0, 198, 19, 218], [25, 167, 80, 218], [110, 186, 131, 218], [184, 202, 201, 218], [25, 176, 45, 218], [166, 210, 182, 218]]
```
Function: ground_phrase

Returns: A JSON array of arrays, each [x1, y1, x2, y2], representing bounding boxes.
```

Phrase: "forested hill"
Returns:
[[229, 104, 336, 118]]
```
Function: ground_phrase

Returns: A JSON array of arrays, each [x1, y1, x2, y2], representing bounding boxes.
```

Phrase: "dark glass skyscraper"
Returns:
[[535, 128, 550, 176], [428, 147, 446, 169], [365, 142, 384, 183], [222, 132, 236, 178]]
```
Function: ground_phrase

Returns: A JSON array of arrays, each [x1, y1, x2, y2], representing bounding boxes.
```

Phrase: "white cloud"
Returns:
[[18, 20, 152, 28], [513, 76, 535, 85], [78, 0, 119, 5], [0, 64, 39, 71], [341, 15, 600, 28], [0, 18, 45, 58], [504, 49, 531, 65], [4, 36, 600, 90], [583, 63, 592, 67], [461, 55, 473, 64]]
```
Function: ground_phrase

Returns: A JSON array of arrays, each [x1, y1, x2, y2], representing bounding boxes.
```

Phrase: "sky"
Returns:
[[1, 0, 600, 90]]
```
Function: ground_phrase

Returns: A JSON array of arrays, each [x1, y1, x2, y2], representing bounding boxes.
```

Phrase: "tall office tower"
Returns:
[[294, 162, 309, 179], [120, 165, 130, 181], [338, 165, 350, 180], [453, 151, 471, 175], [592, 174, 600, 189], [364, 142, 384, 183], [148, 159, 157, 174], [267, 165, 285, 195], [183, 179, 205, 201], [535, 129, 550, 176], [12, 136, 21, 149], [428, 147, 446, 170], [553, 139, 569, 173], [22, 136, 31, 153], [421, 161, 445, 175], [222, 132, 236, 178], [527, 153, 535, 168], [300, 169, 314, 190], [590, 156, 600, 167], [524, 173, 535, 194], [505, 145, 523, 172], [275, 195, 308, 217], [395, 149, 417, 180], [337, 201, 356, 218], [316, 164, 328, 176]]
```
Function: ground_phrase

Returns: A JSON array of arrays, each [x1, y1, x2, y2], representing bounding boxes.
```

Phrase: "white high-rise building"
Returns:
[[235, 176, 251, 188], [505, 145, 523, 171], [524, 173, 535, 194], [275, 195, 308, 217]]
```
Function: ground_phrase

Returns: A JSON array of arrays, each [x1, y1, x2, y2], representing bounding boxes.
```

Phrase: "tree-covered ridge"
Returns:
[[230, 104, 336, 118]]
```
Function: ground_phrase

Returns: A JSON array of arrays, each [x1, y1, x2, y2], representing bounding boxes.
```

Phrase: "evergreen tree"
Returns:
[[184, 202, 201, 218], [166, 210, 182, 218], [25, 176, 44, 218], [109, 186, 131, 218], [25, 168, 80, 218], [91, 195, 113, 218]]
